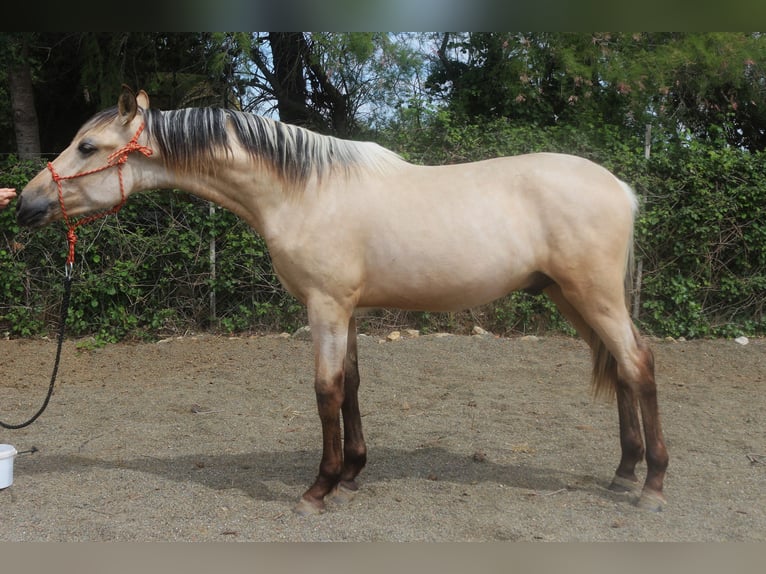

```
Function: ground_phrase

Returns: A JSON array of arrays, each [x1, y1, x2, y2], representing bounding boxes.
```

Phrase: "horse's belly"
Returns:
[[359, 253, 534, 311]]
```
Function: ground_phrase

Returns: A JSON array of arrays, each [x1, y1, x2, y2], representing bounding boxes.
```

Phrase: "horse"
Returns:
[[17, 86, 668, 515]]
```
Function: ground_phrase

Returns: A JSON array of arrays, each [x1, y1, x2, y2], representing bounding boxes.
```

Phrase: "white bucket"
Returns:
[[0, 444, 18, 489]]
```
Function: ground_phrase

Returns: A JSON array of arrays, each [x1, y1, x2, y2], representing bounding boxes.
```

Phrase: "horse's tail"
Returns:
[[591, 179, 639, 400]]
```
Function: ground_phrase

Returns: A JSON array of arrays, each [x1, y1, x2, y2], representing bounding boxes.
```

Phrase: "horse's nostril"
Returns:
[[15, 194, 51, 228]]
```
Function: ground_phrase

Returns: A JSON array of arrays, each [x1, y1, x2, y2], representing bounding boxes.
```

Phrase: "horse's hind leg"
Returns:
[[622, 331, 668, 511], [546, 284, 644, 492], [609, 378, 645, 495], [545, 282, 668, 510], [330, 315, 368, 504], [592, 318, 667, 509]]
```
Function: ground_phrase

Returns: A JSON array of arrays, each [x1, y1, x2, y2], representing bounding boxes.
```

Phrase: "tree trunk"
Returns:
[[268, 32, 315, 128], [266, 33, 352, 136], [8, 37, 41, 159]]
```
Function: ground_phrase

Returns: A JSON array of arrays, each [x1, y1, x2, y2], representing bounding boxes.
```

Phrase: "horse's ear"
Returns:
[[136, 90, 150, 110], [117, 85, 138, 126]]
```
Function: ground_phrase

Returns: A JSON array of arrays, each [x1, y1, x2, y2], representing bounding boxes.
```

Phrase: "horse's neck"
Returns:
[[153, 161, 299, 239]]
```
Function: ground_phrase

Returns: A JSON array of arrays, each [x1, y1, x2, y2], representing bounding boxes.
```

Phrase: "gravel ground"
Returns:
[[1, 333, 764, 541]]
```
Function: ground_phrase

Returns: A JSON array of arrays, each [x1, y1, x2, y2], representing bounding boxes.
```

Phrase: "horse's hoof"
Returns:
[[636, 490, 666, 512], [293, 497, 325, 516], [329, 482, 358, 505], [608, 474, 640, 493]]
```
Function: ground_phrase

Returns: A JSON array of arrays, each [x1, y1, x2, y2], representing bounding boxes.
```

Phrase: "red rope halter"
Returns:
[[47, 122, 153, 266]]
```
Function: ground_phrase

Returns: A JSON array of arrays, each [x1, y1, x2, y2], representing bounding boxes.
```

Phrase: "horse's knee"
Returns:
[[315, 373, 345, 411]]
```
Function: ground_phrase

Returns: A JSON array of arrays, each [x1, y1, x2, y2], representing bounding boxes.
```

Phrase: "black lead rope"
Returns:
[[0, 265, 73, 430], [3, 125, 148, 430]]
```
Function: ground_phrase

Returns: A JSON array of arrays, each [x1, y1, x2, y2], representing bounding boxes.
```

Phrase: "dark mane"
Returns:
[[141, 107, 403, 187]]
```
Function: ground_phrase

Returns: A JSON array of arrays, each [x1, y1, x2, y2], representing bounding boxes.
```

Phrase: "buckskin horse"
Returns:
[[16, 86, 668, 515]]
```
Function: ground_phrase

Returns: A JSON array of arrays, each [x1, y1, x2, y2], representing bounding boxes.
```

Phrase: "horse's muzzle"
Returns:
[[16, 193, 54, 228]]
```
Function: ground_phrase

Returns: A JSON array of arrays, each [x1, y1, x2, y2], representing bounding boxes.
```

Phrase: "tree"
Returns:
[[0, 33, 247, 156], [619, 33, 766, 151], [1, 33, 41, 158], [243, 32, 425, 137], [427, 32, 766, 151], [427, 33, 596, 126]]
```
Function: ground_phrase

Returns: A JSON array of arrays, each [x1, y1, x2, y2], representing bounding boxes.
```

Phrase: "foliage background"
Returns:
[[1, 33, 765, 343]]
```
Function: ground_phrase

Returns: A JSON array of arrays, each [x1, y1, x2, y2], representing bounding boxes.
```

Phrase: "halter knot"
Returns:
[[106, 123, 153, 166], [47, 162, 63, 184], [66, 227, 78, 266]]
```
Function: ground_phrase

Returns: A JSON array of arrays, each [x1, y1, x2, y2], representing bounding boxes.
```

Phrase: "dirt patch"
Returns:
[[1, 333, 764, 541]]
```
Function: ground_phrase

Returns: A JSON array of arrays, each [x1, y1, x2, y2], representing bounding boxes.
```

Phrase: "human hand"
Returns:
[[0, 187, 17, 209]]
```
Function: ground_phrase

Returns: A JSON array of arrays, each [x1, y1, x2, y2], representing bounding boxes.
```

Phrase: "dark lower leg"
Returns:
[[635, 343, 669, 507], [339, 318, 366, 488], [297, 375, 345, 514], [611, 382, 645, 490], [637, 358, 668, 497], [640, 395, 668, 495]]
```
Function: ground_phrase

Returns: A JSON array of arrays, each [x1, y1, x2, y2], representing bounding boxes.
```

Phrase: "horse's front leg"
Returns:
[[294, 298, 353, 516], [330, 315, 367, 504]]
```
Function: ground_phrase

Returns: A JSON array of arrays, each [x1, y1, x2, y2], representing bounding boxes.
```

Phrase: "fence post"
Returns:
[[632, 123, 651, 321], [209, 203, 217, 324]]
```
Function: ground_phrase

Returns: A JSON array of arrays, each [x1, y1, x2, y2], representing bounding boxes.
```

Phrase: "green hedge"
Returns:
[[2, 118, 765, 342], [1, 159, 303, 344], [636, 137, 766, 337], [383, 114, 766, 338]]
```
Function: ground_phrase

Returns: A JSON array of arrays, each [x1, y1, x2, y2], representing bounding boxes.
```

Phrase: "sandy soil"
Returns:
[[0, 332, 764, 541]]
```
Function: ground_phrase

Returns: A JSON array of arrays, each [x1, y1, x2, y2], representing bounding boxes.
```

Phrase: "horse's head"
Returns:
[[17, 86, 153, 228]]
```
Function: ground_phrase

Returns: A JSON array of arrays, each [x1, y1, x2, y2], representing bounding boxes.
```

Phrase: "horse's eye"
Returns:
[[77, 141, 97, 156]]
